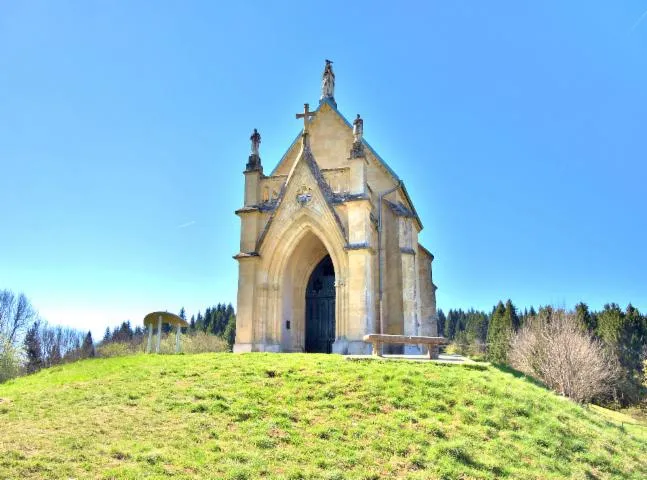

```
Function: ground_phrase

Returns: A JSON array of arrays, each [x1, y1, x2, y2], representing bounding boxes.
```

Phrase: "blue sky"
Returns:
[[1, 1, 646, 336]]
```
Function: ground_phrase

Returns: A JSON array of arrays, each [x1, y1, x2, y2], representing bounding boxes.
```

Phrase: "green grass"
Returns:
[[0, 354, 645, 479]]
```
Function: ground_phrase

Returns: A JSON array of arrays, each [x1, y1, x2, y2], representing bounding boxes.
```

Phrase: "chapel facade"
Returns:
[[234, 61, 438, 355]]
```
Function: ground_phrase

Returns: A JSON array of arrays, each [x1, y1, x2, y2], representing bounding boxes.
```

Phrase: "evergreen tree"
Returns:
[[457, 309, 468, 335], [486, 301, 512, 364], [446, 310, 457, 340], [436, 309, 446, 337], [595, 303, 646, 404], [596, 303, 623, 345], [575, 302, 595, 332], [24, 321, 43, 374], [464, 309, 489, 344], [189, 315, 196, 331], [223, 314, 236, 350], [102, 327, 111, 343], [505, 299, 520, 331], [203, 307, 212, 333], [81, 331, 95, 358]]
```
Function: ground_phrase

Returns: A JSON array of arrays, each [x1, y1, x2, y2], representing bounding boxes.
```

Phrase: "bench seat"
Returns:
[[362, 334, 449, 359]]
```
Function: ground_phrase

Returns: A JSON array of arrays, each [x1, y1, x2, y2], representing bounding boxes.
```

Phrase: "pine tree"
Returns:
[[223, 314, 236, 351], [24, 321, 43, 374], [436, 309, 446, 337], [102, 327, 111, 343], [595, 303, 647, 404], [486, 301, 512, 364], [575, 302, 595, 332], [203, 307, 212, 333], [464, 310, 489, 344], [446, 310, 457, 340], [505, 299, 520, 331], [81, 331, 95, 358], [596, 303, 623, 345]]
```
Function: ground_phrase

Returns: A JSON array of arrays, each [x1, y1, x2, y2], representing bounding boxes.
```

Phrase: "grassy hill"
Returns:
[[0, 354, 645, 480]]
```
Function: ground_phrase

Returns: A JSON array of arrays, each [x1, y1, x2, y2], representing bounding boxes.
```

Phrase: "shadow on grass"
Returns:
[[490, 363, 550, 391]]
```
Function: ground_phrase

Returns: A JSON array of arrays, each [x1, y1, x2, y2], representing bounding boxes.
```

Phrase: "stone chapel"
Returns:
[[234, 60, 438, 355]]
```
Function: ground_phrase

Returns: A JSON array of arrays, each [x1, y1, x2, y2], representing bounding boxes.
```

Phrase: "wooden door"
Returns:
[[305, 256, 335, 353]]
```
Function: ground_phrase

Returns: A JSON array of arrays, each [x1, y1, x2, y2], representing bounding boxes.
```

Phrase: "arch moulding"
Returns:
[[257, 209, 350, 353]]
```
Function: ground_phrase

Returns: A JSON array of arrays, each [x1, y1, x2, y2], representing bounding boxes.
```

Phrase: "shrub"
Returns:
[[509, 309, 620, 404], [0, 334, 21, 383], [96, 331, 228, 358], [159, 331, 228, 354], [96, 341, 143, 358]]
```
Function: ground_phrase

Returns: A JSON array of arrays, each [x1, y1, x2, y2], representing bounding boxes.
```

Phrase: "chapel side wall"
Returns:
[[371, 219, 380, 337], [418, 247, 438, 337], [233, 257, 258, 352], [399, 217, 420, 353], [383, 204, 404, 336]]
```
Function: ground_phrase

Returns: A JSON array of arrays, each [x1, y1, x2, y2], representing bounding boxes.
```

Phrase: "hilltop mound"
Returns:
[[0, 354, 645, 479]]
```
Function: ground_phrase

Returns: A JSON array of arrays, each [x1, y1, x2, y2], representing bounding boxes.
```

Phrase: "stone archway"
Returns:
[[259, 211, 348, 353], [274, 228, 332, 352]]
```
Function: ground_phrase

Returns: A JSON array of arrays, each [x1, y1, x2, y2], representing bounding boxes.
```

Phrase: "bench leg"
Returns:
[[372, 342, 382, 357], [428, 345, 439, 360]]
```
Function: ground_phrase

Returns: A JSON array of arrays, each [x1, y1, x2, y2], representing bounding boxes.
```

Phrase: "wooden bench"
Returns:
[[362, 334, 449, 359]]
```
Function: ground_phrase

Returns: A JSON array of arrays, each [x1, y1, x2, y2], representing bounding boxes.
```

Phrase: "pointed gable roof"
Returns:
[[271, 98, 398, 180], [270, 98, 423, 230], [256, 137, 347, 252]]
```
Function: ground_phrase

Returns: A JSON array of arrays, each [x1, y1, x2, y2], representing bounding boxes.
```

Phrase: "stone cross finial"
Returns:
[[250, 128, 261, 156], [296, 103, 317, 135], [321, 59, 335, 100]]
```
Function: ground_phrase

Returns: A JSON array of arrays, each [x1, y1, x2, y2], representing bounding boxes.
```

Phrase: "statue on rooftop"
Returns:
[[321, 59, 335, 100], [246, 128, 263, 172], [250, 128, 261, 156], [350, 114, 365, 158], [353, 114, 363, 142]]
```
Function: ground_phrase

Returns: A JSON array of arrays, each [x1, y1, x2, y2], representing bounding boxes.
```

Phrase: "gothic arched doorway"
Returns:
[[305, 255, 336, 353]]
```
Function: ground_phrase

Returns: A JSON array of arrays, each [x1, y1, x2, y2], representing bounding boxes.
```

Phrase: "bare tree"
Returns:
[[510, 309, 620, 404], [0, 289, 37, 344]]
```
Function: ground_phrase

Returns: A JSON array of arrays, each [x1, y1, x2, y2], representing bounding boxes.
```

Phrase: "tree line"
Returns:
[[438, 301, 647, 406], [1, 289, 95, 381], [0, 287, 237, 382]]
